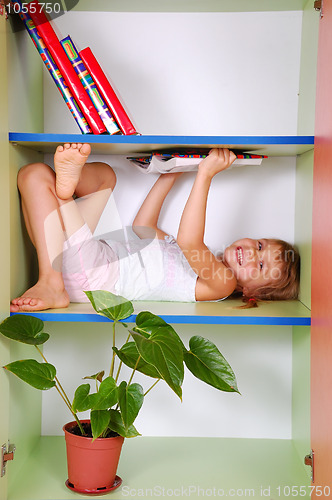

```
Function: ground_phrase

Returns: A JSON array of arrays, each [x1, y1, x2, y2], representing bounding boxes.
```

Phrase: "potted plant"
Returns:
[[0, 290, 239, 495]]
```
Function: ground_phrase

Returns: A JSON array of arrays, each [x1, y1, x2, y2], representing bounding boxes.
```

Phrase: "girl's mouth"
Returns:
[[236, 246, 243, 265]]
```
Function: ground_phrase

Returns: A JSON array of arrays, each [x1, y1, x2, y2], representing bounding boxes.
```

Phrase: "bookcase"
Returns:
[[0, 1, 323, 499]]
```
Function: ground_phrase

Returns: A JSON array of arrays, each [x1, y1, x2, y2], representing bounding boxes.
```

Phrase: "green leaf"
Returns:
[[72, 384, 93, 412], [113, 342, 160, 378], [108, 409, 140, 438], [134, 312, 186, 350], [91, 409, 111, 440], [131, 327, 184, 399], [118, 381, 144, 429], [4, 359, 56, 390], [84, 290, 134, 322], [184, 336, 239, 393], [91, 377, 118, 410], [0, 315, 49, 345], [134, 311, 169, 333], [83, 371, 105, 383]]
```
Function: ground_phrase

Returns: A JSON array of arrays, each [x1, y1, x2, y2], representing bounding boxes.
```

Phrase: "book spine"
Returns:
[[60, 36, 120, 135], [27, 1, 106, 135], [79, 47, 138, 136], [17, 8, 92, 134]]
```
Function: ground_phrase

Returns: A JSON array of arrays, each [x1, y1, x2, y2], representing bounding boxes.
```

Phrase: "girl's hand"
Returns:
[[198, 148, 236, 178]]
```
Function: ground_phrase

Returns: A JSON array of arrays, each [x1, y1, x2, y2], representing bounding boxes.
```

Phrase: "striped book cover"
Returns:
[[16, 7, 91, 134], [80, 47, 138, 136], [27, 1, 106, 135], [127, 152, 268, 174], [60, 36, 120, 135]]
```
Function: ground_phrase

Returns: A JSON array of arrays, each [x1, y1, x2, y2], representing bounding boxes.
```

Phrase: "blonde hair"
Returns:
[[236, 239, 300, 308]]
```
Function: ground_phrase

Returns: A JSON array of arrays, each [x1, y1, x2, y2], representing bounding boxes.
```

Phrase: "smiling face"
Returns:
[[223, 238, 284, 295]]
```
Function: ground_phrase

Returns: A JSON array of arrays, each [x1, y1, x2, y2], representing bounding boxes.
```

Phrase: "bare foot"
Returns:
[[10, 278, 70, 312], [54, 143, 91, 200]]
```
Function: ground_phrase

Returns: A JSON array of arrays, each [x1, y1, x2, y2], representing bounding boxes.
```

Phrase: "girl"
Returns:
[[10, 144, 300, 312]]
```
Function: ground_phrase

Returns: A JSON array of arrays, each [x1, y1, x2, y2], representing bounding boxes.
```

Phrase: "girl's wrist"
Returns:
[[197, 166, 214, 182]]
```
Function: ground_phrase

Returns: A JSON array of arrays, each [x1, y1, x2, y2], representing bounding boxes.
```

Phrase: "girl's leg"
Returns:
[[11, 162, 70, 312], [132, 172, 182, 240], [11, 143, 116, 312]]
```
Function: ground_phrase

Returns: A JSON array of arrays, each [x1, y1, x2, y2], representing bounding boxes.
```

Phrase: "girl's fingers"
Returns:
[[229, 151, 237, 163]]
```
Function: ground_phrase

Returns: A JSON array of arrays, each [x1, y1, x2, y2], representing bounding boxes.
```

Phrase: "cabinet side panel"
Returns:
[[0, 14, 10, 500], [8, 150, 43, 484], [292, 326, 311, 477], [7, 20, 43, 133], [297, 0, 319, 135], [311, 0, 332, 491], [295, 150, 313, 309]]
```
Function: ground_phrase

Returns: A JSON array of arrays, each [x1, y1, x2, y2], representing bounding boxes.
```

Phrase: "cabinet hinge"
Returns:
[[314, 0, 324, 18], [1, 442, 16, 478], [304, 450, 314, 483]]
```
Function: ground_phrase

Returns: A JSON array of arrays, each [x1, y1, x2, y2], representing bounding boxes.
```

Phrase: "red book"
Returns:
[[79, 47, 138, 135], [27, 1, 106, 135]]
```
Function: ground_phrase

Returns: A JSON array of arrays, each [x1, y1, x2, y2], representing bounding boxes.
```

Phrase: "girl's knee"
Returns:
[[98, 162, 117, 188], [17, 163, 54, 191], [88, 161, 117, 189]]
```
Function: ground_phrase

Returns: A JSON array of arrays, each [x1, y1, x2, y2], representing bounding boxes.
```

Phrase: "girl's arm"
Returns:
[[132, 172, 182, 240], [177, 149, 237, 299]]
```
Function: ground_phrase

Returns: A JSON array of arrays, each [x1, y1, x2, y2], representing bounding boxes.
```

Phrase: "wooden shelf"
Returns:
[[9, 133, 315, 156], [10, 299, 311, 326], [8, 436, 311, 500], [70, 0, 311, 12]]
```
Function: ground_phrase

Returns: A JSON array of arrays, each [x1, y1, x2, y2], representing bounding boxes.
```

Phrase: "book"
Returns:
[[127, 153, 267, 174], [27, 1, 107, 135], [17, 9, 92, 134], [60, 36, 120, 135], [79, 47, 138, 135]]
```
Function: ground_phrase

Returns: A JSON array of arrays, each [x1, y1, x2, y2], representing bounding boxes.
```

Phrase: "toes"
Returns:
[[56, 145, 64, 153], [80, 143, 91, 157], [14, 297, 35, 306], [64, 143, 71, 149]]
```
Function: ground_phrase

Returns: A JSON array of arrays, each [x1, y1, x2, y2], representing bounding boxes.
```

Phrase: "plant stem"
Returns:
[[35, 346, 72, 408], [144, 379, 160, 396], [115, 332, 131, 383], [34, 346, 86, 436], [128, 355, 141, 385], [109, 321, 117, 378]]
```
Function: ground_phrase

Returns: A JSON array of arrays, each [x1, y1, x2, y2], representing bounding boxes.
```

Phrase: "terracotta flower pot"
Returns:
[[63, 420, 124, 495]]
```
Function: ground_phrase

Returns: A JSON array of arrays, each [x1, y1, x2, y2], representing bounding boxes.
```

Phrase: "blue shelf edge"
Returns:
[[10, 311, 311, 326], [9, 132, 315, 146]]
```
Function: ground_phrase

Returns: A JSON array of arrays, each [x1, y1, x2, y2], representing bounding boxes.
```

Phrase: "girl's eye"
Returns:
[[258, 241, 262, 251], [259, 261, 263, 270]]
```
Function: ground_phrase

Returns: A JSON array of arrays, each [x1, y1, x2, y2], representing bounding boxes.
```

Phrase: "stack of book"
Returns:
[[15, 0, 137, 135], [127, 152, 268, 174]]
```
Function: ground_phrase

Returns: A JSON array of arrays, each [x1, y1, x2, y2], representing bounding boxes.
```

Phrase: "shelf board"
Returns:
[[8, 436, 311, 500], [9, 133, 315, 156], [70, 0, 310, 12], [10, 299, 311, 326]]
